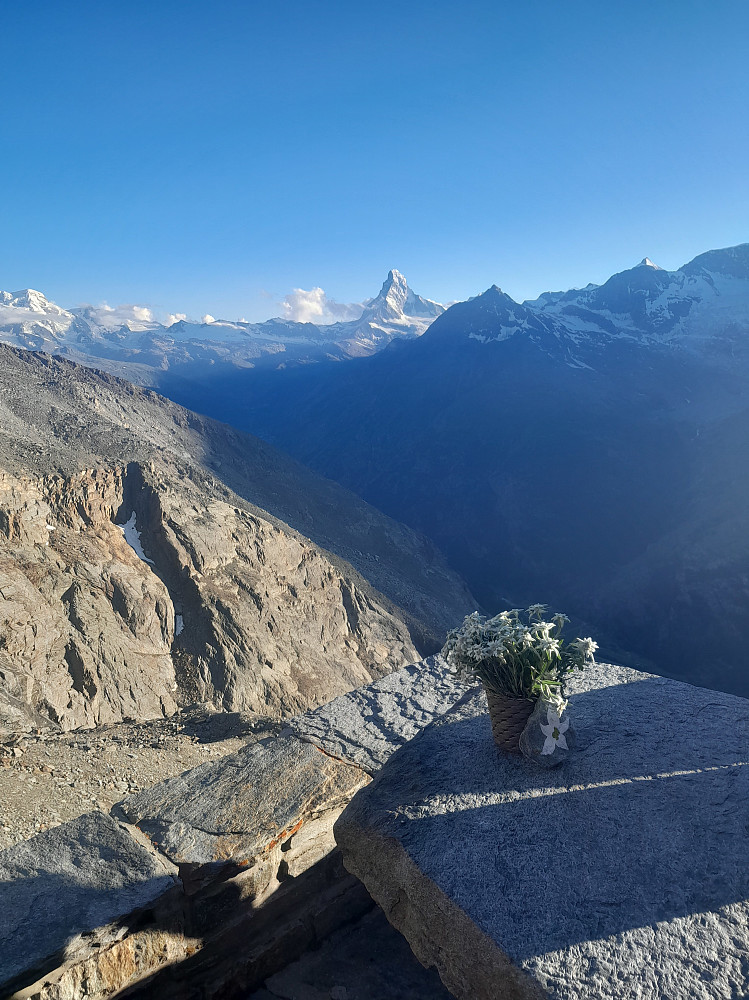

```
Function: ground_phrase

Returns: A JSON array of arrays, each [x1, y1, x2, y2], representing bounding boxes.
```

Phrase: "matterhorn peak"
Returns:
[[636, 257, 663, 270], [379, 268, 408, 299], [364, 270, 444, 324]]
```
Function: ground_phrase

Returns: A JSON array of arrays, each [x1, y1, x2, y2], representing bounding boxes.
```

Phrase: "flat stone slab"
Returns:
[[0, 811, 177, 993], [335, 665, 749, 1000], [287, 656, 469, 773], [119, 734, 369, 866]]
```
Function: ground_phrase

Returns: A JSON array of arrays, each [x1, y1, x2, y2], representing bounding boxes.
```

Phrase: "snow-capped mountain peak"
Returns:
[[368, 268, 410, 317], [0, 270, 446, 371], [383, 268, 408, 294], [0, 289, 74, 352], [1, 288, 70, 317], [363, 269, 444, 324], [483, 242, 749, 364]]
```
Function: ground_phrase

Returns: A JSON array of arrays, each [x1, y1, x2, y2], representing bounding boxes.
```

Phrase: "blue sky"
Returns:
[[2, 0, 748, 321]]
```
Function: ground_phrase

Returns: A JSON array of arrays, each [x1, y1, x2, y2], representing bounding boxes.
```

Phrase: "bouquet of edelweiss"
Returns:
[[441, 605, 597, 759]]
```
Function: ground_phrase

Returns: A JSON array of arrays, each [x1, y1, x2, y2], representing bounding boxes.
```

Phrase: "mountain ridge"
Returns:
[[0, 271, 445, 379], [0, 343, 475, 735], [179, 241, 749, 698]]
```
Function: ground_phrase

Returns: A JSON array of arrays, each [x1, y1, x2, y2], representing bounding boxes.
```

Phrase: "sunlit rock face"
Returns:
[[0, 344, 475, 735]]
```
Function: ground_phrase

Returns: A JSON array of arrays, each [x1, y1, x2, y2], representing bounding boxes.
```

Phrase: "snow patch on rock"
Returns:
[[119, 512, 155, 566]]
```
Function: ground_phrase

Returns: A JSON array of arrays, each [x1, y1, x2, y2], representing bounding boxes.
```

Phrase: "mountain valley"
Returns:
[[4, 245, 749, 706], [158, 245, 749, 698]]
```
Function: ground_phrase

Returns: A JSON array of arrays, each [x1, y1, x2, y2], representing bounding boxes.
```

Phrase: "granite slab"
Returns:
[[0, 811, 177, 994], [335, 665, 749, 999], [118, 733, 369, 866], [287, 656, 469, 773]]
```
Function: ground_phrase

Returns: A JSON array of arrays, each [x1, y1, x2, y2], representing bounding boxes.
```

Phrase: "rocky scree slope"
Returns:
[[0, 345, 474, 735]]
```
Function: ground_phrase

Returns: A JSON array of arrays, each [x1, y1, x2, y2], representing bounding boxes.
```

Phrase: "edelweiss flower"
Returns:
[[540, 708, 569, 755], [572, 637, 598, 659], [537, 637, 560, 656]]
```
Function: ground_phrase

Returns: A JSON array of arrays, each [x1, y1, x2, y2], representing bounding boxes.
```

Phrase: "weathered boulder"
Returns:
[[335, 664, 749, 999], [0, 811, 179, 995], [0, 658, 475, 999], [116, 734, 369, 868]]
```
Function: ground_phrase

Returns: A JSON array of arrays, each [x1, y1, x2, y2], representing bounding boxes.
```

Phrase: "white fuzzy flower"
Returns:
[[548, 692, 568, 715], [540, 709, 569, 755], [572, 637, 598, 659], [537, 637, 561, 656]]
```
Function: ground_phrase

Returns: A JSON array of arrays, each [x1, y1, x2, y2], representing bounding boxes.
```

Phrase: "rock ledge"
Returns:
[[335, 665, 749, 999]]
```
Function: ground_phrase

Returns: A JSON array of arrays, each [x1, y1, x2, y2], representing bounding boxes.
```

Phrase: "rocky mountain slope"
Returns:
[[0, 270, 443, 383], [176, 244, 749, 698], [0, 345, 474, 736]]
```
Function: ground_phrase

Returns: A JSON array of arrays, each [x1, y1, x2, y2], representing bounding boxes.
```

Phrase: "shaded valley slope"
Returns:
[[163, 246, 749, 698]]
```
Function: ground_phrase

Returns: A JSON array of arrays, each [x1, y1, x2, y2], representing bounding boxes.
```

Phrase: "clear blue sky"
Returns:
[[2, 0, 748, 320]]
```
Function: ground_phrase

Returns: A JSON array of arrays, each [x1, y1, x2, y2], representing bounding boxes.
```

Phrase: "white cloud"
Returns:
[[167, 313, 187, 326], [280, 287, 363, 325], [201, 313, 216, 324], [76, 302, 157, 331], [0, 305, 64, 326]]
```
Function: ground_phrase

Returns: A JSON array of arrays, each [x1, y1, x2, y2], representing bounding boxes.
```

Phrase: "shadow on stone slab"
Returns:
[[248, 906, 454, 1000], [0, 812, 179, 996], [335, 676, 749, 993], [115, 849, 374, 1000], [360, 677, 749, 806], [390, 767, 749, 959]]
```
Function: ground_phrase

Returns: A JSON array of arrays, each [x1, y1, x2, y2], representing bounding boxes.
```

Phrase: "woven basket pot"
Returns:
[[485, 688, 536, 753]]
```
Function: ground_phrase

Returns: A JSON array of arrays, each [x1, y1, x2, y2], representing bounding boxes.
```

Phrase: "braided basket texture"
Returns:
[[485, 688, 536, 753]]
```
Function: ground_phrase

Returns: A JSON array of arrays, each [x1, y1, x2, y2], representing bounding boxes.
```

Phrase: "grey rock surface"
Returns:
[[287, 656, 470, 773], [118, 733, 369, 865], [0, 811, 177, 992], [248, 906, 454, 1000], [335, 664, 749, 999], [564, 660, 653, 694]]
